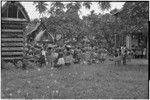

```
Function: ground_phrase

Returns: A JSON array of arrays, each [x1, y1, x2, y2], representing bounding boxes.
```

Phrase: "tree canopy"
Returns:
[[29, 1, 148, 51], [114, 2, 149, 36]]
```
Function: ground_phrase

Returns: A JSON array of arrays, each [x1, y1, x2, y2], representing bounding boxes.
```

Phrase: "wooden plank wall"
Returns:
[[1, 21, 26, 61]]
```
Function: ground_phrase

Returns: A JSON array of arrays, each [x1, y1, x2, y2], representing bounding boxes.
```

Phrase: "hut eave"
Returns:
[[2, 17, 28, 22]]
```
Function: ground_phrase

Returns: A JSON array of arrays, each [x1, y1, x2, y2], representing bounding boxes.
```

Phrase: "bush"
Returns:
[[1, 60, 6, 69], [2, 61, 16, 71], [16, 60, 23, 68], [23, 59, 37, 70]]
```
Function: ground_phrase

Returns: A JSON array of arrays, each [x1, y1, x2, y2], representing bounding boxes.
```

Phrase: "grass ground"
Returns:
[[1, 59, 148, 99]]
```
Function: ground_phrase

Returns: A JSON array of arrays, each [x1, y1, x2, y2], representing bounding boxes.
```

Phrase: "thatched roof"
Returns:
[[2, 1, 30, 22], [26, 23, 41, 36], [26, 22, 54, 43], [34, 29, 46, 42]]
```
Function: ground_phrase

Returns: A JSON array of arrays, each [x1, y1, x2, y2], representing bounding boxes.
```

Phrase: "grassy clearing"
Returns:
[[1, 59, 148, 99]]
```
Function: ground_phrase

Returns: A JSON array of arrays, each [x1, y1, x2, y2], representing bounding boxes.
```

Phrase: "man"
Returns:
[[41, 46, 48, 66], [121, 45, 127, 65]]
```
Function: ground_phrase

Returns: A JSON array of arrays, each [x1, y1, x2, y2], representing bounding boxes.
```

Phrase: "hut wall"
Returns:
[[1, 19, 26, 61]]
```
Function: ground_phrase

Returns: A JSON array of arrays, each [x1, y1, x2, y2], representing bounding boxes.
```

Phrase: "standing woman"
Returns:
[[47, 47, 54, 67]]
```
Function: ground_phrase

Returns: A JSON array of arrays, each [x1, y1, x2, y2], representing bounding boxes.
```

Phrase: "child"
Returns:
[[114, 49, 122, 65]]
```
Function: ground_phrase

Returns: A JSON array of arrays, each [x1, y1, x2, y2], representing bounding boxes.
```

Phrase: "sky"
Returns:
[[2, 2, 125, 20]]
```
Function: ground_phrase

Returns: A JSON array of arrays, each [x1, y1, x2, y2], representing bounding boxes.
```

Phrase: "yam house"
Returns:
[[1, 2, 30, 62]]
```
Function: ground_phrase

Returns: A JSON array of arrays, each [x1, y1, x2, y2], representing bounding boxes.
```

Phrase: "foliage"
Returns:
[[115, 2, 149, 36], [30, 1, 148, 51], [48, 1, 65, 17], [33, 1, 48, 18], [82, 2, 92, 9], [98, 2, 111, 11], [119, 2, 148, 21], [31, 18, 40, 24]]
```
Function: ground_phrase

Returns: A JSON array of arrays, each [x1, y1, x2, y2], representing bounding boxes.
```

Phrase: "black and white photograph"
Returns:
[[1, 1, 149, 99]]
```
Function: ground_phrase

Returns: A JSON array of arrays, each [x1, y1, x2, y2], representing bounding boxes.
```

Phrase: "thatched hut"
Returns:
[[26, 22, 54, 44], [1, 1, 30, 62]]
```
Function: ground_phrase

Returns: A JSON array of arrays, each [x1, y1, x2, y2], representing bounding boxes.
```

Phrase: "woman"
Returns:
[[142, 48, 146, 58], [47, 48, 57, 68], [56, 49, 65, 67]]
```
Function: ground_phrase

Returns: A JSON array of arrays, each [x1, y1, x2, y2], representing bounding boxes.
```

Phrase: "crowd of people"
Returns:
[[25, 42, 147, 67], [112, 45, 147, 65], [26, 43, 108, 67]]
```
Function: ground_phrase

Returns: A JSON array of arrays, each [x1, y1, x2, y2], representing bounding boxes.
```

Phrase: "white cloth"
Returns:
[[53, 53, 58, 58], [42, 50, 46, 56], [101, 53, 107, 58], [41, 50, 48, 64], [143, 48, 146, 55], [57, 58, 65, 65]]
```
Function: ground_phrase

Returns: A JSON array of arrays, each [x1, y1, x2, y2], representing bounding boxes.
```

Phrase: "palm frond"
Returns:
[[98, 2, 111, 11], [83, 2, 92, 9]]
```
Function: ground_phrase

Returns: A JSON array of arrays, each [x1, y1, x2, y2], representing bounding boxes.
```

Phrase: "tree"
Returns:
[[33, 1, 114, 48], [115, 2, 148, 35], [98, 1, 111, 11], [48, 1, 65, 17], [113, 2, 149, 58], [31, 18, 40, 25], [33, 1, 48, 18], [82, 2, 92, 9]]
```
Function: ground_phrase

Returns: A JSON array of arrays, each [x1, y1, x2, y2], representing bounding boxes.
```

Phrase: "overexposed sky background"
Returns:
[[2, 2, 125, 20]]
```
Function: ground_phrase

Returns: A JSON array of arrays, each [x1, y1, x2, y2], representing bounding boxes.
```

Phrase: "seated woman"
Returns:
[[56, 51, 65, 67]]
